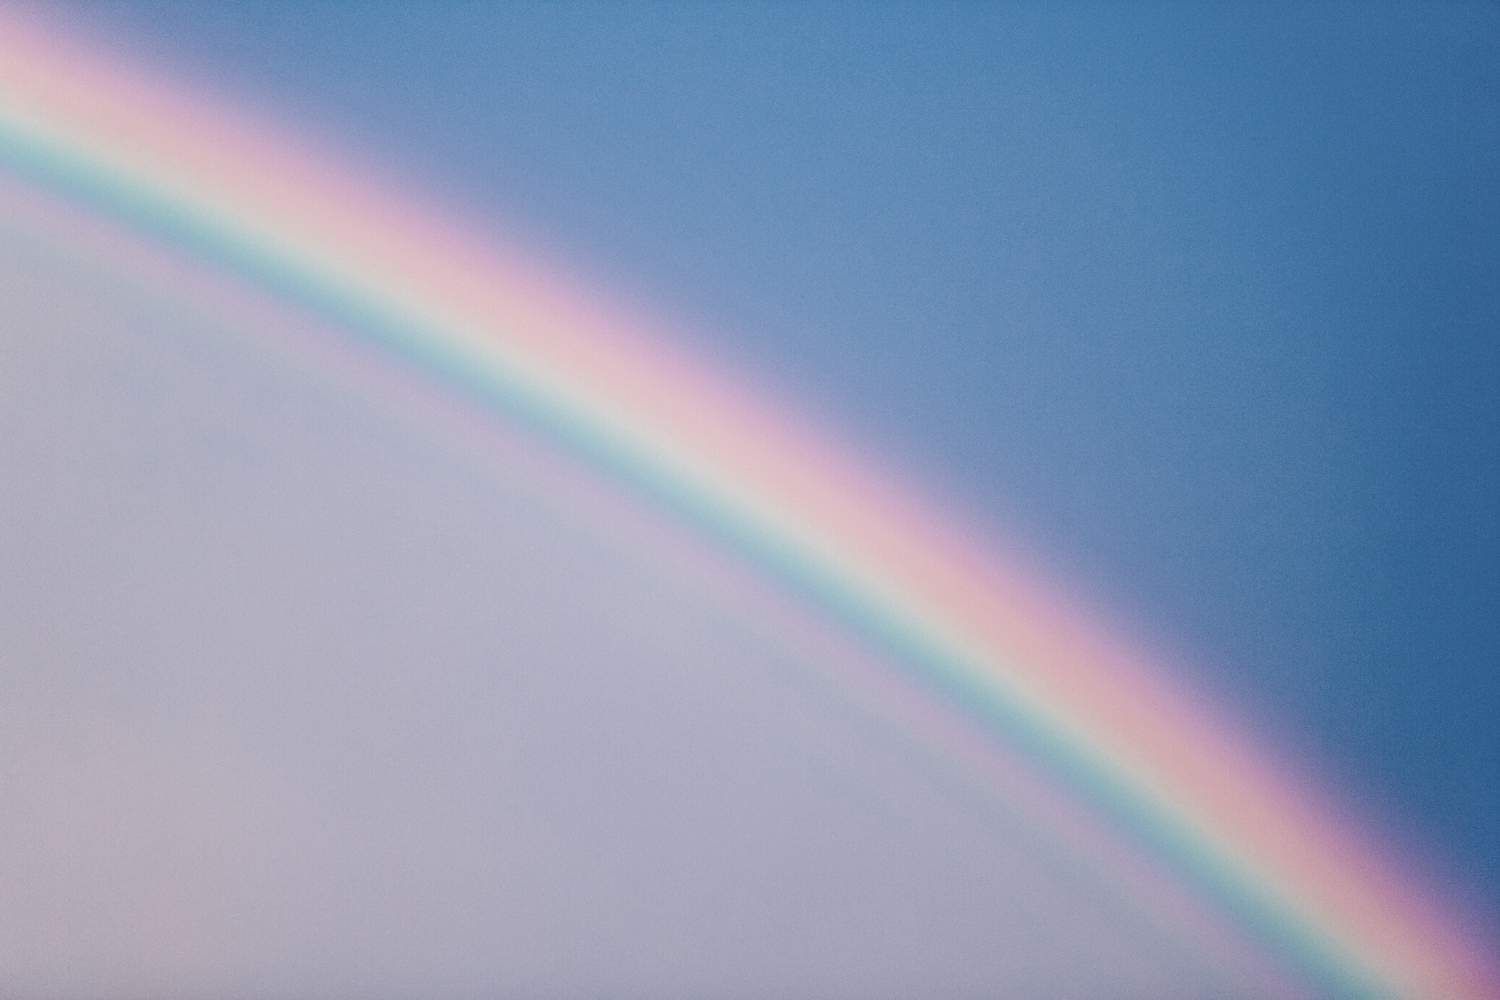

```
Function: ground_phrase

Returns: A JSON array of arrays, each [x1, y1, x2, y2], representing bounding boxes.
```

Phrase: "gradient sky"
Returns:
[[4, 2, 1498, 994]]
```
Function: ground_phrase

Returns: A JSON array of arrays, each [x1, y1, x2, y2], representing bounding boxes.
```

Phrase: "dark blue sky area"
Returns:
[[54, 2, 1500, 917]]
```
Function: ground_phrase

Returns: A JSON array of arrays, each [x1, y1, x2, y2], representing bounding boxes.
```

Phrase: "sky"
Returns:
[[2, 2, 1498, 995], [0, 184, 1272, 997]]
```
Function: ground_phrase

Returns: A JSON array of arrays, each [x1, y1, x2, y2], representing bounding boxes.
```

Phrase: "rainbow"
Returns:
[[1, 14, 1493, 997]]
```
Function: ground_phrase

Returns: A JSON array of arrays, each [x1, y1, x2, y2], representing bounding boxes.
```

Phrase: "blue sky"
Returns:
[[8, 1, 1500, 986]]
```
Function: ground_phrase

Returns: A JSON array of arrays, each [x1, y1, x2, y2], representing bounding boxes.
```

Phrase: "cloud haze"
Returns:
[[0, 213, 1260, 998]]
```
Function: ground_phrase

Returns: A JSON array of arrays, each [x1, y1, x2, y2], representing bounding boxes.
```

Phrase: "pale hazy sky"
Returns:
[[0, 201, 1269, 997]]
